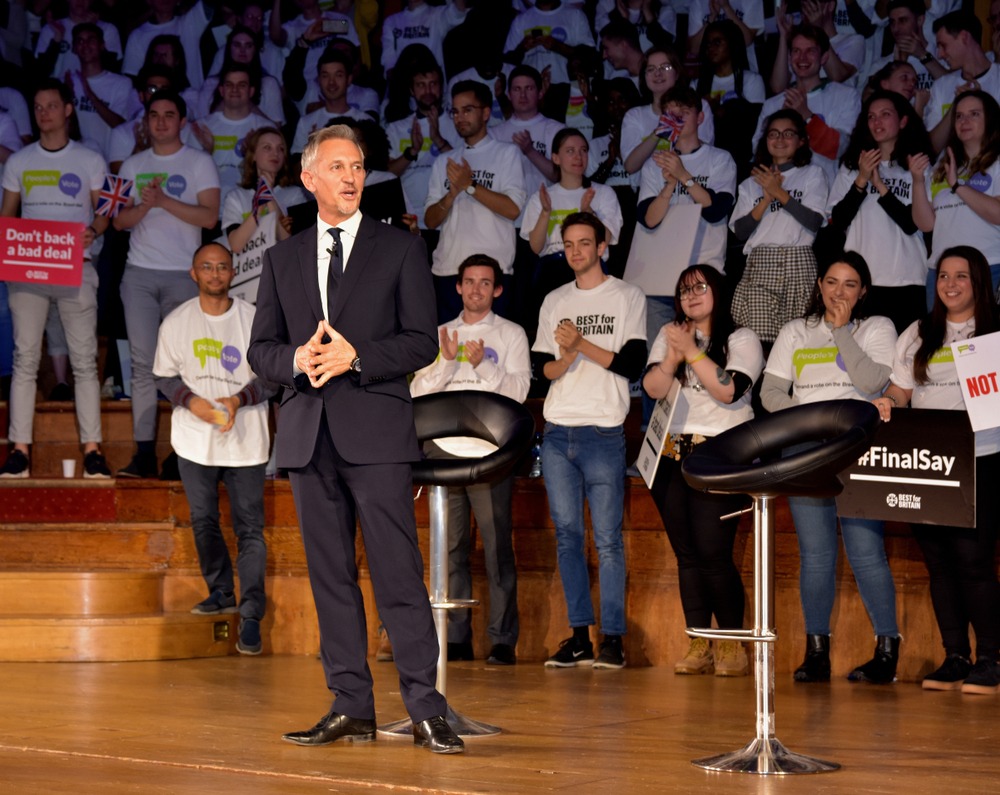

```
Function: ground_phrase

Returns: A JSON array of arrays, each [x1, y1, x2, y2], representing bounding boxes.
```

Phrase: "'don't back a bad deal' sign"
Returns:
[[0, 217, 84, 287]]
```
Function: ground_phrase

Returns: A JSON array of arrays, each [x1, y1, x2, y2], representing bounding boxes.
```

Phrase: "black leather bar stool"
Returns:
[[379, 391, 534, 738], [681, 399, 880, 774]]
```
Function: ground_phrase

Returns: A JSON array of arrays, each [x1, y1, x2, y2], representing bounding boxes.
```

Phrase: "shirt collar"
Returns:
[[458, 310, 496, 328], [317, 210, 362, 240]]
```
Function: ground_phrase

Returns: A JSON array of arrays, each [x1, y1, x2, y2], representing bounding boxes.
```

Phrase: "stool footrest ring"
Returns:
[[430, 599, 480, 610], [687, 627, 776, 643]]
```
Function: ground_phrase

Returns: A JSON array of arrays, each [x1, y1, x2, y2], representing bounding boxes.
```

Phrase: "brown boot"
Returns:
[[674, 637, 714, 675], [714, 640, 749, 677]]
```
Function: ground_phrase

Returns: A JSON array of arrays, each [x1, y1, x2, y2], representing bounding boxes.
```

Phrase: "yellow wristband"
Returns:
[[686, 351, 707, 365]]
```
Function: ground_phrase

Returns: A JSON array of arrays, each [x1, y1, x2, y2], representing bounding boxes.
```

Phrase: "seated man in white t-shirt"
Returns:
[[290, 49, 371, 157]]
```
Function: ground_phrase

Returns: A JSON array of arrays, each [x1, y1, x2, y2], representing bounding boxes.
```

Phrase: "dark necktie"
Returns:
[[326, 227, 343, 321]]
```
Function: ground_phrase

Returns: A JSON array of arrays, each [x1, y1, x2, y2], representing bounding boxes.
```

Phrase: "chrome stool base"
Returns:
[[378, 705, 501, 738], [693, 738, 840, 775]]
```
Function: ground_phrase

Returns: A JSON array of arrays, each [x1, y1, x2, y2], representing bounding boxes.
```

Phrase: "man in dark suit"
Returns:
[[247, 124, 464, 754]]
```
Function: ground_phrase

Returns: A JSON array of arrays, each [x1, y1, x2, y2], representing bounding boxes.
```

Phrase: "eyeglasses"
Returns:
[[196, 263, 233, 274], [645, 63, 674, 75], [766, 129, 799, 140], [449, 105, 485, 117], [678, 282, 709, 299]]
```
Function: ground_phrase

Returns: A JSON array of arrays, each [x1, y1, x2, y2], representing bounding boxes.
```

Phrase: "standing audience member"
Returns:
[[381, 0, 469, 79], [153, 242, 274, 654], [533, 211, 646, 671], [874, 246, 1000, 694], [761, 252, 901, 684], [114, 90, 221, 478], [290, 50, 371, 156], [643, 265, 763, 677], [410, 254, 531, 666], [122, 0, 213, 91], [0, 79, 110, 479], [34, 0, 124, 77]]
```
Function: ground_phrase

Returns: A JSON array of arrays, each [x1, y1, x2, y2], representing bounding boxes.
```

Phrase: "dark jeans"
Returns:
[[178, 457, 267, 621], [912, 450, 1000, 661]]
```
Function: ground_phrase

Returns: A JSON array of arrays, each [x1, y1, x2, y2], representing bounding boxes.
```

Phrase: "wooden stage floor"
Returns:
[[1, 655, 996, 794]]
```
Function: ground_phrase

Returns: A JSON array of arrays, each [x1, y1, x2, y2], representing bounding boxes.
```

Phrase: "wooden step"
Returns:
[[0, 480, 118, 523], [0, 613, 238, 662], [0, 572, 163, 616]]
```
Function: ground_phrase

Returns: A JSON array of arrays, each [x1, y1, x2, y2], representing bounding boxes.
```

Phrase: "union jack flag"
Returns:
[[252, 177, 276, 221], [654, 111, 684, 146], [95, 174, 133, 218]]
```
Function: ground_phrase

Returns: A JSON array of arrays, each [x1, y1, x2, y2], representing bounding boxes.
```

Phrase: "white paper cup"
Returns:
[[62, 459, 76, 478]]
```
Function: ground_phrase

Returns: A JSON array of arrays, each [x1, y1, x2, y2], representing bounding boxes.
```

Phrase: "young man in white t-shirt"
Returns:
[[531, 211, 646, 671], [0, 79, 110, 479], [153, 242, 274, 654], [410, 254, 530, 667], [290, 49, 371, 156], [114, 90, 221, 478]]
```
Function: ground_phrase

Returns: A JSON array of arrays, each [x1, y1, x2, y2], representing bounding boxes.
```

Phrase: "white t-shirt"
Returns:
[[122, 1, 211, 90], [221, 183, 310, 232], [595, 0, 676, 52], [926, 159, 1000, 266], [731, 163, 827, 253], [198, 111, 272, 203], [291, 105, 372, 154], [826, 163, 927, 286], [0, 87, 31, 139], [924, 63, 1000, 133], [381, 1, 468, 75], [153, 296, 269, 466], [708, 71, 767, 106], [119, 145, 220, 271], [106, 110, 204, 166], [68, 71, 142, 160], [410, 311, 531, 403], [520, 182, 623, 256], [503, 6, 595, 85], [890, 318, 1000, 456], [35, 18, 123, 77], [765, 315, 897, 403], [1, 141, 105, 260], [755, 82, 861, 184], [491, 113, 566, 220], [196, 74, 285, 125], [445, 67, 507, 129], [425, 135, 526, 276], [533, 276, 647, 427], [385, 110, 459, 228], [281, 12, 360, 112], [620, 102, 715, 168], [637, 143, 737, 269], [648, 326, 764, 436], [586, 133, 638, 190]]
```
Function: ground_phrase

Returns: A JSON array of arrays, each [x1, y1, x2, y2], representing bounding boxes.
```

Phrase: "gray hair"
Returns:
[[301, 124, 365, 173]]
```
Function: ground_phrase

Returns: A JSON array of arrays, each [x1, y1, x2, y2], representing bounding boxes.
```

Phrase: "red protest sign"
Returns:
[[0, 217, 85, 287]]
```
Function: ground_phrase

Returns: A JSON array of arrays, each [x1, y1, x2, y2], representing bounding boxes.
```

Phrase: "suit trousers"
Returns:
[[289, 409, 446, 723]]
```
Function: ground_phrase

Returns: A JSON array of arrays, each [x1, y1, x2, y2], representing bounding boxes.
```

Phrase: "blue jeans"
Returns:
[[642, 296, 676, 429], [541, 423, 627, 636], [178, 457, 268, 621], [787, 495, 898, 637]]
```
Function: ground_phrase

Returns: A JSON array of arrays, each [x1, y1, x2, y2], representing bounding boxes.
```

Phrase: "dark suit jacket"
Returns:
[[247, 214, 438, 468]]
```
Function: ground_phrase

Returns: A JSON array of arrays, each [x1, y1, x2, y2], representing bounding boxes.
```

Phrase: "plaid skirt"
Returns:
[[731, 245, 817, 343]]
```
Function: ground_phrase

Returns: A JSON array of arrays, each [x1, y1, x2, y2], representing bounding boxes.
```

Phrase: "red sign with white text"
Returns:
[[0, 217, 85, 287]]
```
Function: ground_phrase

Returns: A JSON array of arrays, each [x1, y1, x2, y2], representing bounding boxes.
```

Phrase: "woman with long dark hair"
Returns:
[[874, 246, 1000, 694], [827, 89, 934, 332], [730, 108, 827, 351], [643, 265, 764, 677], [761, 252, 901, 684]]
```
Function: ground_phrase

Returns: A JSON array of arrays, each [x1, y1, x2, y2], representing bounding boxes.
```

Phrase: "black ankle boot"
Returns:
[[794, 634, 831, 682], [847, 635, 900, 684]]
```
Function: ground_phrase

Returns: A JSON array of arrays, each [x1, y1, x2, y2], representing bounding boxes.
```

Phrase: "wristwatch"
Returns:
[[919, 52, 935, 64], [403, 147, 418, 162], [683, 178, 695, 189], [350, 356, 361, 373], [465, 181, 477, 196]]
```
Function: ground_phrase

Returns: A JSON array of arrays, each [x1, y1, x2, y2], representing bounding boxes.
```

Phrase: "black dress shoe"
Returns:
[[447, 641, 474, 661], [412, 715, 465, 754], [486, 643, 516, 665], [281, 712, 377, 746]]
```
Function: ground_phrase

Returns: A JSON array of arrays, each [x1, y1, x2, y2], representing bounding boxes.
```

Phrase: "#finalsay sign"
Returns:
[[836, 408, 974, 527], [0, 217, 85, 287]]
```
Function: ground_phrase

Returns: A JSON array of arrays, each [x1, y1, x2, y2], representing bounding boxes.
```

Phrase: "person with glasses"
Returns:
[[424, 81, 525, 323], [761, 252, 901, 684], [620, 45, 714, 175], [152, 242, 274, 653], [730, 108, 827, 352], [642, 265, 763, 677]]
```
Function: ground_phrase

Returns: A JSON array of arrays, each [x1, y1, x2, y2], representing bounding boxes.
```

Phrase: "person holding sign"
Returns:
[[642, 265, 764, 677], [223, 127, 308, 254], [0, 79, 110, 479], [874, 246, 1000, 694], [761, 252, 902, 684]]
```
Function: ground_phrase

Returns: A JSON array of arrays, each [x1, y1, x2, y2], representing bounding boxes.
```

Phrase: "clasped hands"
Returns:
[[189, 395, 239, 433], [440, 328, 485, 367], [554, 319, 583, 365], [295, 320, 357, 388]]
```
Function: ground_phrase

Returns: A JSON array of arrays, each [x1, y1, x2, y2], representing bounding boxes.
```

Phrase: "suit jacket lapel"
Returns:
[[329, 214, 374, 325], [298, 229, 325, 325]]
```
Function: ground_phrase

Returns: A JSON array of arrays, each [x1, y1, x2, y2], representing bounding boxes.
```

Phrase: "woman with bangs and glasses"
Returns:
[[826, 90, 934, 334], [761, 251, 901, 686], [911, 90, 1000, 303], [873, 246, 1000, 695], [223, 127, 308, 254], [730, 109, 827, 354], [620, 45, 714, 175], [643, 265, 764, 679]]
